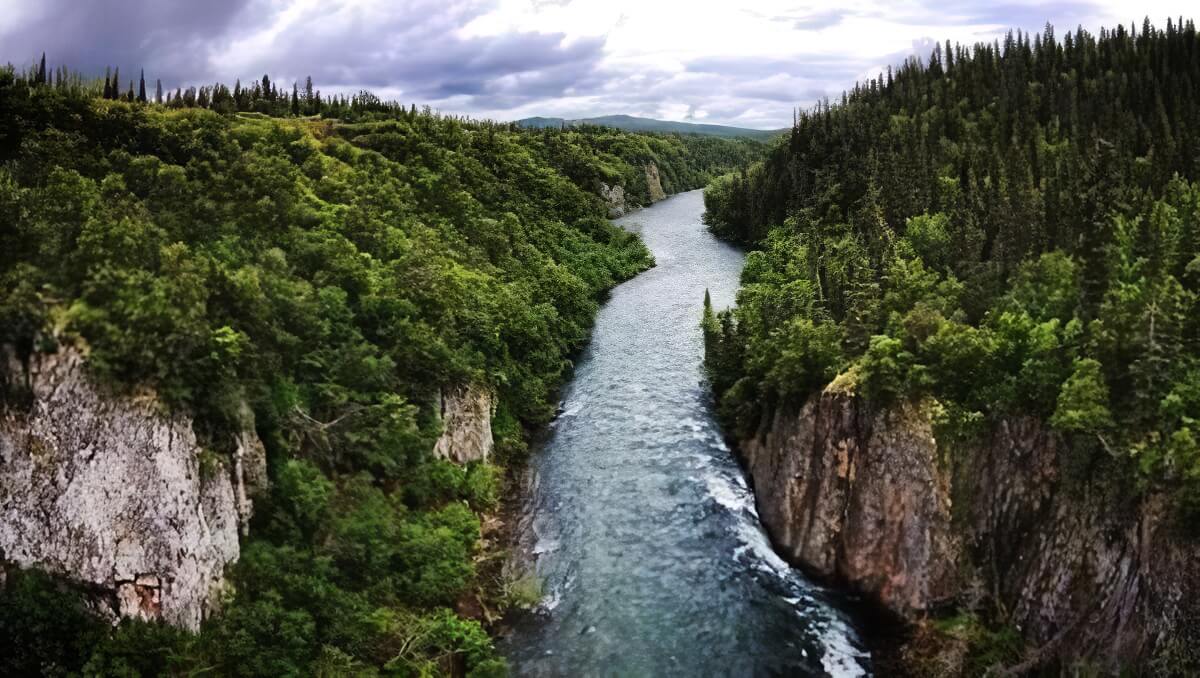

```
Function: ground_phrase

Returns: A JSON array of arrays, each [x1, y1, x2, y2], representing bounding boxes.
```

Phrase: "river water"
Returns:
[[501, 190, 871, 677]]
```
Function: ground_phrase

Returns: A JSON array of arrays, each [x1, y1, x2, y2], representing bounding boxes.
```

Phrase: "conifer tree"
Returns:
[[36, 52, 46, 85], [291, 83, 300, 115], [155, 79, 163, 104], [138, 70, 146, 102]]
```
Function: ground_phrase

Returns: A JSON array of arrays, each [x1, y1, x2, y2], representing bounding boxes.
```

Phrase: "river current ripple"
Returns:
[[501, 190, 871, 677]]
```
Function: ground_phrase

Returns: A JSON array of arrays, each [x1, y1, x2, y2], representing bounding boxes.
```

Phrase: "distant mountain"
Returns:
[[517, 114, 784, 140]]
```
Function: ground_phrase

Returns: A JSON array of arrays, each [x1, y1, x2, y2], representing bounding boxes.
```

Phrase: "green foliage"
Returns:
[[499, 572, 544, 611], [904, 213, 952, 272], [1051, 359, 1113, 434], [0, 568, 108, 676], [928, 612, 1026, 676], [82, 620, 199, 677]]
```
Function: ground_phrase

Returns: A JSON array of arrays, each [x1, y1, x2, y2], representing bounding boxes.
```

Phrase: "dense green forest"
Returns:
[[0, 62, 760, 676], [518, 114, 783, 140], [705, 16, 1200, 560]]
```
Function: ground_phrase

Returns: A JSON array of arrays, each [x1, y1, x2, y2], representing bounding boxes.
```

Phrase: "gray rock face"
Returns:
[[741, 387, 1200, 670], [599, 182, 628, 218], [433, 383, 494, 464], [0, 347, 243, 630]]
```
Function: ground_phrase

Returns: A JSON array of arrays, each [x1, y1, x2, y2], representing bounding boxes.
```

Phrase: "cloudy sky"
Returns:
[[1, 0, 1195, 128]]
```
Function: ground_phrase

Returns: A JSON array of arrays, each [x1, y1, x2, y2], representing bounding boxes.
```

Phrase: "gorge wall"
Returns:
[[0, 345, 498, 630], [599, 162, 667, 217], [740, 385, 1200, 672], [433, 383, 495, 464], [0, 347, 250, 630]]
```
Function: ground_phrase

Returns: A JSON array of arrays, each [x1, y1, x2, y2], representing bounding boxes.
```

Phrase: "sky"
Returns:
[[1, 0, 1196, 129]]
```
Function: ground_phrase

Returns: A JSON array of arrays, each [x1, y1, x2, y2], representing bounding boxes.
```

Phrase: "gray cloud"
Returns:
[[793, 10, 850, 31], [256, 3, 607, 104], [0, 0, 256, 82], [0, 0, 1146, 129], [0, 0, 606, 106]]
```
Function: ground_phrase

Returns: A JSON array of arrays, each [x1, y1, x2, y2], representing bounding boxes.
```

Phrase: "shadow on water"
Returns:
[[500, 191, 873, 677]]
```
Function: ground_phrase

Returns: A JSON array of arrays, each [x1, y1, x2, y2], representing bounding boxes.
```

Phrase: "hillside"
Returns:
[[703, 20, 1200, 675], [0, 65, 761, 676], [517, 113, 783, 140]]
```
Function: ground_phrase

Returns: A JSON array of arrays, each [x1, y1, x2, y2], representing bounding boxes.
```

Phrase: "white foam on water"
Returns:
[[818, 618, 869, 678], [705, 474, 757, 516], [539, 587, 563, 612]]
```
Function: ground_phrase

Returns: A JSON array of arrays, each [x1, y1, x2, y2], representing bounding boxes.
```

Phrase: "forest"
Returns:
[[703, 18, 1200, 670], [0, 64, 761, 676]]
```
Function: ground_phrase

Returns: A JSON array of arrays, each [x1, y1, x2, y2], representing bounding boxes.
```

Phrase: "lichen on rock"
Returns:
[[433, 383, 495, 464], [0, 346, 246, 630]]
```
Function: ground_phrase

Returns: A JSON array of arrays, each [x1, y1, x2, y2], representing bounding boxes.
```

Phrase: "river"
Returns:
[[501, 190, 871, 676]]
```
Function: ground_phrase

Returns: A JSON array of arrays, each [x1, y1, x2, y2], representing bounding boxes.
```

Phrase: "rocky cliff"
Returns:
[[599, 182, 629, 218], [433, 383, 494, 464], [0, 347, 257, 630], [598, 162, 667, 218], [644, 163, 666, 203], [740, 384, 1200, 672]]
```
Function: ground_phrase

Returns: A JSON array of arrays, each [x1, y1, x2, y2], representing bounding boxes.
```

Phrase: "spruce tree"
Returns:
[[291, 83, 300, 115], [37, 52, 46, 85], [155, 79, 163, 104], [138, 70, 146, 103]]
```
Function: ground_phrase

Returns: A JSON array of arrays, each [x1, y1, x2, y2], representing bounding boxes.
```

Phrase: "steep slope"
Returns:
[[740, 387, 1200, 674], [0, 65, 760, 675], [703, 21, 1200, 674]]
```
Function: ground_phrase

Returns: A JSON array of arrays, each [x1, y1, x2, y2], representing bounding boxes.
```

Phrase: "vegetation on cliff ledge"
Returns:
[[0, 63, 760, 676], [704, 19, 1200, 672]]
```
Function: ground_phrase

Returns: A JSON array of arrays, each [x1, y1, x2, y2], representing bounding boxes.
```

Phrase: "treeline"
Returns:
[[0, 63, 758, 675], [20, 53, 425, 119], [705, 20, 1200, 523]]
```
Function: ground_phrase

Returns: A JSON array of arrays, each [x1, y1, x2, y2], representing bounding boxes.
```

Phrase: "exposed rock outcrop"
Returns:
[[599, 182, 629, 218], [741, 390, 958, 616], [740, 386, 1200, 671], [0, 347, 245, 630], [645, 163, 666, 203], [433, 383, 494, 464]]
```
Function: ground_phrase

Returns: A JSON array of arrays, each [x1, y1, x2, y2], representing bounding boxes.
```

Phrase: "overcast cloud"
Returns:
[[1, 0, 1195, 128]]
